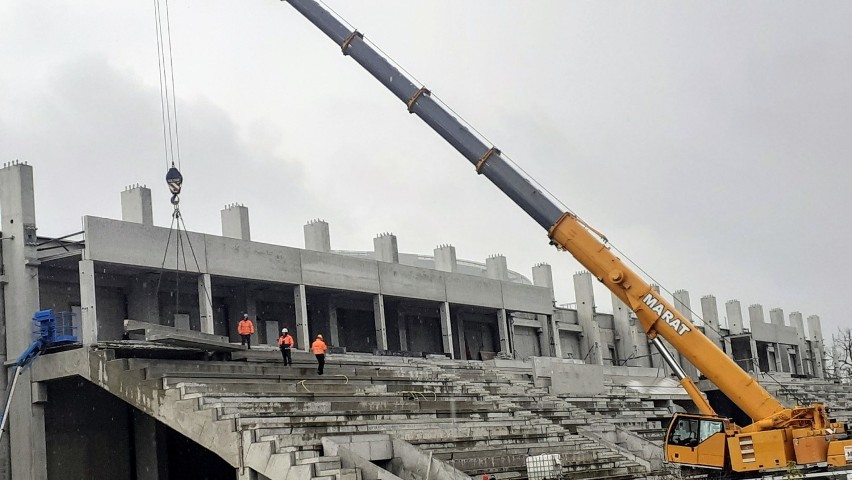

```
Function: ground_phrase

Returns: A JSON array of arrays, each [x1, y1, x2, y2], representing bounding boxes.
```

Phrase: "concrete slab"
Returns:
[[124, 319, 243, 352]]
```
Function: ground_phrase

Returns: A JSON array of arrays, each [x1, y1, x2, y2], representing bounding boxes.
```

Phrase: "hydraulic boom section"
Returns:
[[281, 0, 852, 473]]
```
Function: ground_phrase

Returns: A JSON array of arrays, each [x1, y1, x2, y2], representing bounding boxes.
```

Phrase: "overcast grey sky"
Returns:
[[1, 1, 850, 340]]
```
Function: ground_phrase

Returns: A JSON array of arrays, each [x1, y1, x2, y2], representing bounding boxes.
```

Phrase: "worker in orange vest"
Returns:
[[278, 328, 295, 366], [311, 334, 328, 375], [237, 313, 255, 349]]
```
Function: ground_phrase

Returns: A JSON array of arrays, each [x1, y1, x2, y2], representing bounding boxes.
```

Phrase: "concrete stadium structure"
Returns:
[[0, 162, 837, 479]]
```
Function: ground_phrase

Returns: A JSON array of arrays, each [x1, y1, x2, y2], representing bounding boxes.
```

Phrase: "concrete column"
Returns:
[[497, 309, 511, 356], [221, 204, 250, 241], [373, 233, 399, 263], [0, 162, 47, 479], [397, 311, 408, 351], [133, 411, 167, 480], [327, 296, 340, 347], [549, 315, 562, 359], [79, 260, 99, 346], [789, 311, 808, 375], [748, 304, 765, 326], [611, 292, 638, 366], [439, 301, 454, 358], [725, 300, 744, 335], [198, 274, 214, 334], [304, 219, 331, 252], [532, 263, 555, 302], [294, 285, 310, 351], [673, 290, 699, 378], [699, 295, 725, 352], [245, 290, 258, 346], [434, 245, 457, 273], [121, 184, 153, 226], [455, 311, 466, 360], [373, 294, 388, 351], [536, 314, 553, 358], [769, 307, 787, 372], [768, 307, 784, 327], [807, 315, 825, 378], [574, 271, 603, 365], [486, 255, 508, 281]]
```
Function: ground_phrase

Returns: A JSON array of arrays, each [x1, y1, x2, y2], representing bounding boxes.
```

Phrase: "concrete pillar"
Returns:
[[327, 296, 340, 347], [789, 311, 808, 375], [769, 308, 785, 327], [434, 245, 457, 273], [497, 309, 511, 355], [748, 304, 766, 326], [486, 255, 508, 281], [245, 290, 259, 346], [574, 271, 603, 365], [373, 294, 388, 351], [699, 295, 725, 351], [439, 301, 454, 358], [294, 285, 310, 351], [373, 233, 399, 263], [807, 315, 825, 378], [397, 310, 408, 351], [672, 290, 699, 378], [133, 411, 168, 480], [198, 274, 214, 334], [221, 204, 250, 241], [455, 311, 466, 360], [0, 162, 47, 480], [725, 300, 744, 335], [533, 263, 557, 357], [79, 260, 99, 346], [121, 184, 153, 226], [304, 219, 331, 252], [769, 307, 787, 372], [611, 292, 638, 366]]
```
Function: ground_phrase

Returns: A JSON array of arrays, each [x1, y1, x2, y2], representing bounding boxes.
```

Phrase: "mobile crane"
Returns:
[[280, 0, 852, 476]]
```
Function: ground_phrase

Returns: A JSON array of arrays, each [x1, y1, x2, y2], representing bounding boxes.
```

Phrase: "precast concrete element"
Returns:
[[497, 308, 511, 356], [221, 203, 251, 241], [433, 244, 457, 273], [79, 259, 99, 345], [748, 304, 766, 325], [789, 312, 808, 375], [198, 273, 214, 334], [726, 299, 744, 335], [295, 285, 310, 350], [0, 162, 48, 480], [304, 219, 331, 252], [439, 301, 454, 358], [120, 184, 153, 226], [377, 263, 446, 302], [301, 249, 380, 294], [769, 308, 785, 327], [807, 315, 825, 378], [373, 294, 389, 350], [486, 254, 508, 281], [611, 292, 639, 367], [532, 263, 555, 303], [373, 232, 399, 263], [672, 290, 699, 379], [328, 296, 341, 346], [573, 271, 603, 365], [128, 274, 160, 325], [700, 295, 725, 351]]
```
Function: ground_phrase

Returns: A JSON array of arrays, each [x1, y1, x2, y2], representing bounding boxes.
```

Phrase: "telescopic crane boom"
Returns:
[[281, 0, 852, 474]]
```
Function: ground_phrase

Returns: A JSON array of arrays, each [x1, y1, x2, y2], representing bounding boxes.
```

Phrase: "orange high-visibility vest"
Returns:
[[278, 334, 294, 348], [311, 338, 327, 354], [237, 319, 254, 335]]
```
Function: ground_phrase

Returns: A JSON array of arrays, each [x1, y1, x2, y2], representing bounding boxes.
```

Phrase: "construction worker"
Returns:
[[311, 334, 328, 375], [237, 313, 254, 349], [278, 328, 294, 366]]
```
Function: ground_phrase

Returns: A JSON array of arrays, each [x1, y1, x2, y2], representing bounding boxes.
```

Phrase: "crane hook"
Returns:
[[166, 166, 183, 205]]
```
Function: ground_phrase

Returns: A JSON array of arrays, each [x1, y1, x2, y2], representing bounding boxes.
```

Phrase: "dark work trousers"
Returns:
[[241, 334, 251, 349], [315, 353, 325, 375], [281, 347, 292, 366]]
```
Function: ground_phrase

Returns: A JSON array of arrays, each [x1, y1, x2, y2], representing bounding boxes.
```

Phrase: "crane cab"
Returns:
[[665, 413, 728, 470]]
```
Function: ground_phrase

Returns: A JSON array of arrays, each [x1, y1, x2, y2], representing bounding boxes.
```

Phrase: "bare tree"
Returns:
[[829, 328, 852, 382]]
